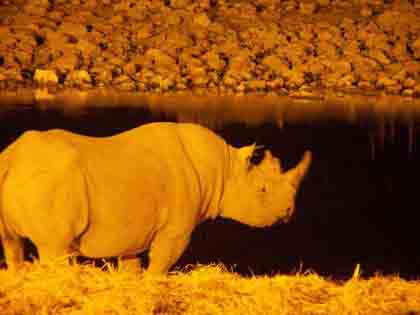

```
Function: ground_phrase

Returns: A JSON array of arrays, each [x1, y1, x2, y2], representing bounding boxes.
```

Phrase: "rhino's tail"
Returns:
[[0, 143, 13, 190], [0, 134, 25, 187], [0, 145, 10, 230], [0, 141, 16, 238]]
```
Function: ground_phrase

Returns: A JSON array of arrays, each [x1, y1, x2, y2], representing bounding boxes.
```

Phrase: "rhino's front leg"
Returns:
[[2, 236, 24, 271], [147, 232, 191, 275], [119, 256, 143, 273]]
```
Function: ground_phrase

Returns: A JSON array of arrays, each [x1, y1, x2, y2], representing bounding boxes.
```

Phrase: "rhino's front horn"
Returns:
[[286, 150, 312, 188]]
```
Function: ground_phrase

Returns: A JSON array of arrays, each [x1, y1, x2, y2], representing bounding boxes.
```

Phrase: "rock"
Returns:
[[2, 69, 24, 86], [415, 83, 420, 95], [189, 66, 209, 86], [110, 15, 124, 25], [368, 49, 391, 66], [161, 77, 176, 91], [45, 29, 72, 52], [324, 73, 342, 88], [53, 53, 79, 74], [193, 13, 211, 28], [225, 52, 254, 81], [170, 0, 192, 9], [123, 63, 137, 76], [402, 89, 414, 96], [175, 82, 187, 90], [360, 6, 373, 17], [136, 24, 153, 40], [318, 0, 330, 6], [115, 80, 137, 91], [158, 32, 193, 57], [91, 67, 112, 84], [217, 37, 241, 57], [384, 63, 403, 77], [284, 69, 305, 89], [392, 69, 407, 83], [262, 55, 289, 75], [358, 80, 375, 90], [390, 41, 409, 62], [404, 61, 420, 79], [14, 50, 32, 67], [266, 78, 284, 90], [23, 4, 47, 16], [148, 75, 175, 91], [305, 59, 326, 77], [47, 10, 65, 22], [352, 56, 381, 82], [412, 38, 420, 59], [223, 75, 237, 87], [385, 83, 402, 94], [337, 74, 356, 88], [375, 11, 398, 34], [247, 79, 267, 91], [33, 48, 51, 67], [299, 1, 318, 15], [317, 41, 338, 59], [66, 70, 91, 85], [403, 77, 416, 88], [334, 59, 352, 76], [298, 25, 314, 43], [202, 51, 225, 71], [59, 22, 87, 38], [144, 48, 177, 72], [76, 39, 97, 57], [236, 82, 246, 92], [33, 69, 58, 86], [376, 73, 398, 88], [113, 74, 134, 84]]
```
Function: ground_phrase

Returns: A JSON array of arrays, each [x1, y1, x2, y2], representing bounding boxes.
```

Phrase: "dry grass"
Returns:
[[0, 260, 419, 315]]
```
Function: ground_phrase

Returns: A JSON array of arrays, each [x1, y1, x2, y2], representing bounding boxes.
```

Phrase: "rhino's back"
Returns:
[[58, 122, 230, 225]]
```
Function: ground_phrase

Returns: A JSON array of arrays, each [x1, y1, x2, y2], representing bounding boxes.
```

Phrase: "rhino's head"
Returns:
[[220, 144, 311, 228]]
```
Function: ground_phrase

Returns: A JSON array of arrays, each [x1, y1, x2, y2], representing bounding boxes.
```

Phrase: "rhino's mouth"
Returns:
[[275, 208, 294, 225], [276, 218, 289, 226]]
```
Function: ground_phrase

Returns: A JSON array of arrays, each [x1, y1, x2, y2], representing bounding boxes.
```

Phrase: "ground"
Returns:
[[0, 262, 419, 315]]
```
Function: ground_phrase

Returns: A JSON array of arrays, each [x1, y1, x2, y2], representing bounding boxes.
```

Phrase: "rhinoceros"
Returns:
[[0, 122, 311, 274]]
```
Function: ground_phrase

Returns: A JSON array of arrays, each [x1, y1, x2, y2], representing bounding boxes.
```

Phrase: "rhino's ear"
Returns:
[[237, 143, 257, 168]]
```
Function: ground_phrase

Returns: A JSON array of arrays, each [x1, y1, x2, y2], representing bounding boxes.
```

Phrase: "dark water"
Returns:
[[1, 107, 419, 280]]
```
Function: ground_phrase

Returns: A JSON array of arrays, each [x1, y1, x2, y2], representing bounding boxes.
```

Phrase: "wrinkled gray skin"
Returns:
[[0, 122, 311, 274]]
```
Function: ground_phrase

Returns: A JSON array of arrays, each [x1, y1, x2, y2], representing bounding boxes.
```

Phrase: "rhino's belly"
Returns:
[[77, 225, 156, 258], [75, 164, 166, 258], [76, 201, 159, 258]]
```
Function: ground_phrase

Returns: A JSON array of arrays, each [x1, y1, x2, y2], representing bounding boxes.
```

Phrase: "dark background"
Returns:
[[0, 107, 419, 280]]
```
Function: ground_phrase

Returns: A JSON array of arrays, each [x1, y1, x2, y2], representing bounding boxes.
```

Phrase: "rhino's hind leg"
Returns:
[[2, 236, 24, 271], [30, 161, 88, 268], [147, 232, 190, 275]]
